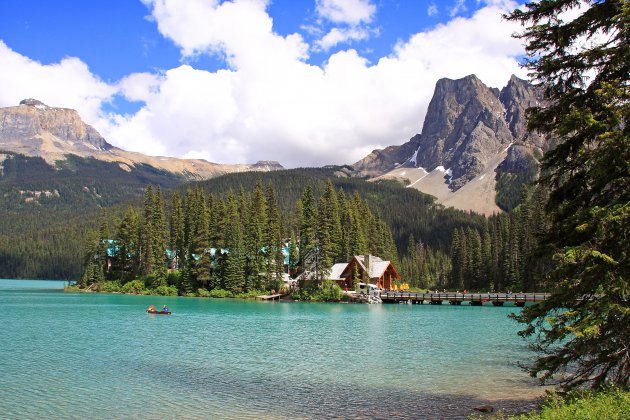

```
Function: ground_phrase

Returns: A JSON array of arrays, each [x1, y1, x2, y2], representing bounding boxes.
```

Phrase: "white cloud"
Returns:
[[428, 4, 438, 17], [97, 2, 525, 167], [0, 2, 527, 169], [449, 0, 468, 17], [315, 0, 376, 25], [314, 26, 373, 51], [0, 41, 115, 123], [142, 0, 309, 68]]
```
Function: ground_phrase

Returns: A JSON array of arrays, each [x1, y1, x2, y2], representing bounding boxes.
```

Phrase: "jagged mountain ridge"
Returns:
[[352, 75, 546, 215], [0, 99, 283, 179]]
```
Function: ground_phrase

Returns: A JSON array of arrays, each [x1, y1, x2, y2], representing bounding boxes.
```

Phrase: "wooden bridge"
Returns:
[[380, 292, 549, 306]]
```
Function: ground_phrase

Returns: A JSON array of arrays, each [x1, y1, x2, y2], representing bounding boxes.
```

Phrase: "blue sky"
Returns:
[[0, 0, 526, 167]]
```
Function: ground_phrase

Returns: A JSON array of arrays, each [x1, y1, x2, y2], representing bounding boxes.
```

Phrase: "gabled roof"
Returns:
[[352, 255, 393, 279], [329, 263, 348, 280]]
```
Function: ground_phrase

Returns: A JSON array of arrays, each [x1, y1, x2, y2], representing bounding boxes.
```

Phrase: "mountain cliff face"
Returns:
[[0, 99, 283, 180], [352, 75, 547, 214]]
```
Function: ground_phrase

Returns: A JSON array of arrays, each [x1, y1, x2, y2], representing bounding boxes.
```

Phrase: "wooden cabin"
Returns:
[[329, 255, 400, 290]]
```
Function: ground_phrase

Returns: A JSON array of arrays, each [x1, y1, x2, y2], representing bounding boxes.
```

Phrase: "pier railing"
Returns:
[[380, 292, 549, 306]]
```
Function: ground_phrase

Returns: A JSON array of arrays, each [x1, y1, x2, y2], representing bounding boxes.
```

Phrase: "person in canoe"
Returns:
[[162, 305, 169, 312], [147, 305, 155, 312]]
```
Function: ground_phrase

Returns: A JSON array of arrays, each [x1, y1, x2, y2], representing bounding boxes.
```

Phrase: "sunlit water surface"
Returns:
[[1, 279, 544, 419]]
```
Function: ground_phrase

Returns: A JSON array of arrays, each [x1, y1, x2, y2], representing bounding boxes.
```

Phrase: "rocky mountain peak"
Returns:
[[2, 99, 113, 152], [404, 74, 514, 189], [0, 101, 283, 181], [251, 160, 284, 171], [351, 75, 548, 214], [19, 98, 49, 109], [499, 75, 547, 149]]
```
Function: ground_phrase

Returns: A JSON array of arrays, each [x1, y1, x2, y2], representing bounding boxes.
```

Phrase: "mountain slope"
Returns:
[[0, 99, 283, 280], [0, 99, 283, 180], [352, 75, 547, 215]]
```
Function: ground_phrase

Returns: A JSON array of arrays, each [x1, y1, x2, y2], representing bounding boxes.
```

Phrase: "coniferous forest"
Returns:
[[76, 168, 548, 295], [0, 152, 548, 293]]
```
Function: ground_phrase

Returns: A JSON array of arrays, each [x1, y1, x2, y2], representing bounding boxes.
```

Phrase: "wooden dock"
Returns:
[[380, 292, 549, 306], [256, 293, 284, 301]]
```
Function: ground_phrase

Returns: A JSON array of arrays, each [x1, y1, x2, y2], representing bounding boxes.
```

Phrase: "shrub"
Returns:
[[166, 270, 181, 286], [153, 285, 178, 296], [122, 279, 147, 294], [528, 388, 630, 420], [100, 281, 122, 293], [313, 280, 344, 302], [487, 388, 630, 420], [197, 288, 211, 297], [208, 289, 233, 298], [292, 281, 343, 302], [234, 289, 266, 299]]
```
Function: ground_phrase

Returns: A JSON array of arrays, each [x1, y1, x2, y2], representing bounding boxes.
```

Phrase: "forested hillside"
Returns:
[[1, 153, 546, 292], [195, 168, 548, 292], [0, 152, 185, 279], [83, 180, 400, 295], [81, 168, 547, 293]]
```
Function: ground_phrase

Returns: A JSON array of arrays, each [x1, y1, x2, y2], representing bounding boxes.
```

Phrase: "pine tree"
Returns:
[[507, 0, 630, 389], [449, 228, 465, 290], [298, 185, 317, 277], [245, 180, 267, 289], [481, 223, 493, 291], [117, 206, 140, 281], [223, 193, 245, 293], [265, 184, 283, 286], [321, 179, 342, 262], [288, 230, 298, 276], [150, 186, 168, 282], [349, 192, 368, 256], [169, 193, 185, 270], [97, 210, 110, 279], [140, 186, 155, 276], [337, 188, 351, 262], [316, 194, 334, 276], [468, 228, 483, 291], [80, 229, 104, 286]]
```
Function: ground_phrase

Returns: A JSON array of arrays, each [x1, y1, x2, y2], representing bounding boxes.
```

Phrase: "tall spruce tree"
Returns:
[[150, 186, 168, 282], [223, 193, 245, 293], [140, 186, 155, 276], [169, 193, 185, 270], [298, 185, 318, 277], [80, 229, 104, 286], [265, 184, 283, 285], [245, 180, 267, 289], [117, 206, 140, 281], [507, 0, 629, 389]]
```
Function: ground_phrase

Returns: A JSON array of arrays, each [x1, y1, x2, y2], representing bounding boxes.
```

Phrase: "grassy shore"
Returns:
[[65, 278, 349, 302], [479, 388, 629, 419]]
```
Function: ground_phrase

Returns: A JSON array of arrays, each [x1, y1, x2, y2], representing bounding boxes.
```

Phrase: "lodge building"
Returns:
[[329, 255, 400, 290]]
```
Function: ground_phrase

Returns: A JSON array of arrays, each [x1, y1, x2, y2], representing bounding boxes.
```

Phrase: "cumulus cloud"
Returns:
[[142, 0, 309, 67], [315, 0, 376, 25], [0, 2, 527, 168], [96, 1, 525, 167], [314, 26, 373, 51], [0, 41, 115, 123]]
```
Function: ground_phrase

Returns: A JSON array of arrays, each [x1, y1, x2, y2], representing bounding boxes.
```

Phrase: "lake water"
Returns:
[[1, 279, 544, 419]]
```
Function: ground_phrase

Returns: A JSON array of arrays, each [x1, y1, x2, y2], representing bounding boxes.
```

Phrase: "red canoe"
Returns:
[[146, 310, 171, 315]]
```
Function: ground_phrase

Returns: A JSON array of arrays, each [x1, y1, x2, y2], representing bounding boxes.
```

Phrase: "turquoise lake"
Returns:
[[1, 279, 544, 419]]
